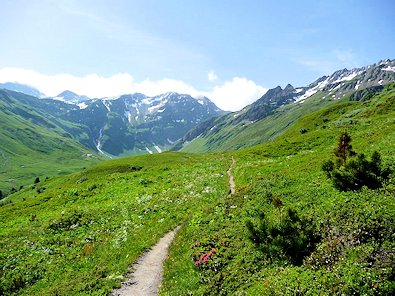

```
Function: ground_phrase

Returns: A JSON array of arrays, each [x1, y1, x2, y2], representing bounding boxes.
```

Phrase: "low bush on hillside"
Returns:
[[322, 131, 392, 191], [246, 207, 319, 266]]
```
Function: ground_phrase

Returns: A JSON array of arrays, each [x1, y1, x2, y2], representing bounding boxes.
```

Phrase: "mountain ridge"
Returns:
[[173, 58, 395, 152], [0, 87, 225, 157]]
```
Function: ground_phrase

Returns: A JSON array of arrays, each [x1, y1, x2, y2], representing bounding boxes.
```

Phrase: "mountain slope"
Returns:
[[3, 90, 225, 157], [82, 92, 225, 156], [174, 59, 395, 152], [0, 82, 45, 98], [0, 89, 101, 195]]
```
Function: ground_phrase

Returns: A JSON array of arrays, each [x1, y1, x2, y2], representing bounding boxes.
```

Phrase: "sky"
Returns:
[[0, 0, 394, 111]]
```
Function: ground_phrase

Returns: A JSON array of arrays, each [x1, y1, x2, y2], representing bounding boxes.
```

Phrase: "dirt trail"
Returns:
[[227, 157, 236, 195], [111, 158, 236, 295], [111, 226, 180, 296]]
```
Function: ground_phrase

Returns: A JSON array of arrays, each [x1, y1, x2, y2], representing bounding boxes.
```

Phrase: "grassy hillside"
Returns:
[[0, 152, 230, 295], [161, 83, 395, 295], [180, 83, 392, 154], [0, 89, 101, 195], [179, 91, 330, 153], [1, 83, 394, 295]]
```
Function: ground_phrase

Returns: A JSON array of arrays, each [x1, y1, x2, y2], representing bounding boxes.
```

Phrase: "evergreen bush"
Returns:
[[246, 208, 319, 265], [322, 132, 392, 191]]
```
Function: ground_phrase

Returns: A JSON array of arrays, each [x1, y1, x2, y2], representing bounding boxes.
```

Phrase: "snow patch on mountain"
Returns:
[[130, 103, 140, 121], [333, 71, 361, 83], [355, 80, 361, 90], [294, 78, 330, 103], [125, 111, 133, 123], [52, 96, 71, 103], [102, 100, 111, 112], [382, 66, 395, 73], [95, 127, 112, 158], [148, 99, 168, 113], [153, 145, 162, 153], [78, 102, 89, 109]]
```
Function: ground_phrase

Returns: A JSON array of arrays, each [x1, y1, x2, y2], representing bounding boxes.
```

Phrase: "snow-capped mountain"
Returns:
[[10, 91, 225, 156], [293, 59, 395, 103], [218, 59, 395, 126], [52, 90, 90, 105], [173, 59, 395, 151], [70, 92, 224, 156]]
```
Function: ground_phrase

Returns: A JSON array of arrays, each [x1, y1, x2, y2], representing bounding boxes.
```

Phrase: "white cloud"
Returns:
[[333, 49, 355, 63], [202, 77, 267, 111], [0, 67, 266, 111], [0, 68, 135, 98], [295, 49, 359, 76], [333, 48, 358, 68], [208, 70, 218, 82], [294, 57, 335, 75]]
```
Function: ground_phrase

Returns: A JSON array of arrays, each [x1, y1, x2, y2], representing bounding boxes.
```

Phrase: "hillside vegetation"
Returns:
[[179, 89, 334, 153], [161, 83, 395, 295], [1, 83, 394, 295], [0, 152, 229, 295], [0, 90, 101, 196]]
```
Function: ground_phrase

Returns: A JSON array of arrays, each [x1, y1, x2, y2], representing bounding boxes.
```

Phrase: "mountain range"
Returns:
[[173, 59, 395, 152], [0, 58, 394, 193], [0, 88, 224, 157]]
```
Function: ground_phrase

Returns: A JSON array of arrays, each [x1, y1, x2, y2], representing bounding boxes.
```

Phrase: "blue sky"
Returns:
[[0, 0, 394, 110]]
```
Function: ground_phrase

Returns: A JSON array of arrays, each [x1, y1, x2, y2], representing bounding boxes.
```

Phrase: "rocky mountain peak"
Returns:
[[284, 84, 295, 92], [54, 90, 90, 104]]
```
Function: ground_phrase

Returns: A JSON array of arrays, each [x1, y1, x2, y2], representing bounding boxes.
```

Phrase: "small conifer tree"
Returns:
[[334, 131, 356, 166]]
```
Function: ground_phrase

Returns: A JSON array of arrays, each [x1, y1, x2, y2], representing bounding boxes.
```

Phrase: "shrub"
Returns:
[[323, 132, 392, 191], [332, 153, 390, 191], [76, 176, 88, 184], [129, 165, 143, 172], [34, 177, 40, 184], [36, 186, 46, 194], [322, 159, 335, 178], [246, 208, 319, 265], [299, 128, 308, 134], [48, 211, 91, 232]]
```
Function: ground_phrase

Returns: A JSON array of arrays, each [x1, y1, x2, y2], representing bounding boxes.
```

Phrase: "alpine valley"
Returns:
[[1, 59, 395, 295], [0, 89, 224, 193]]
